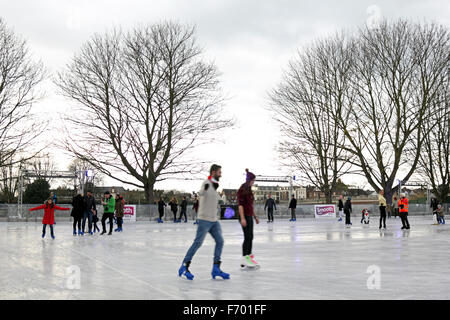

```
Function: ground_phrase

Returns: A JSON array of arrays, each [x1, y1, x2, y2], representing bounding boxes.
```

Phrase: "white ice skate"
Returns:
[[240, 255, 259, 270]]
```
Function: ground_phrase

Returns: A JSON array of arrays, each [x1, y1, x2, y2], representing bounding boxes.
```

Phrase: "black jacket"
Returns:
[[180, 200, 187, 211], [84, 195, 97, 212], [71, 195, 84, 218], [264, 198, 277, 210], [338, 199, 344, 210], [169, 201, 178, 212], [344, 200, 352, 213], [158, 200, 166, 211], [289, 198, 297, 209]]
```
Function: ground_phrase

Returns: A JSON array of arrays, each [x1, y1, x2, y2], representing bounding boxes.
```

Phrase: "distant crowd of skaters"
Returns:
[[29, 190, 125, 238]]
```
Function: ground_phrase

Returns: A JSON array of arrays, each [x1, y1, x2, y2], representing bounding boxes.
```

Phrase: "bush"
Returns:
[[23, 179, 50, 204]]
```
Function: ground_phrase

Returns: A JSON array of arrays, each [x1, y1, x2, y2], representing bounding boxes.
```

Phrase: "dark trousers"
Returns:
[[400, 212, 410, 228], [241, 215, 254, 256], [178, 209, 187, 221], [267, 209, 274, 221], [117, 217, 123, 228], [379, 206, 386, 228], [93, 222, 100, 232], [345, 210, 351, 224], [172, 210, 177, 221], [42, 224, 54, 237], [73, 217, 81, 231], [102, 213, 114, 233], [82, 210, 93, 233], [290, 208, 296, 219], [158, 209, 164, 219]]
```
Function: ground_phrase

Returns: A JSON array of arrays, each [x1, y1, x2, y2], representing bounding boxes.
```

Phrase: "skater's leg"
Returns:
[[87, 211, 93, 233], [82, 211, 88, 233], [405, 214, 410, 228], [108, 214, 114, 234], [270, 209, 274, 222], [42, 224, 46, 236], [209, 222, 224, 263], [182, 220, 211, 264], [400, 214, 406, 228], [50, 225, 54, 238], [241, 216, 254, 256], [101, 214, 107, 233]]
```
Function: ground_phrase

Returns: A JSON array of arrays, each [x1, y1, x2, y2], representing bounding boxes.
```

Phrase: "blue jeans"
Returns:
[[82, 210, 93, 232], [183, 219, 224, 264]]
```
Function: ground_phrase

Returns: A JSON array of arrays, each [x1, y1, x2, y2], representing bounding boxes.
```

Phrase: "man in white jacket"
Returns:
[[178, 164, 230, 280]]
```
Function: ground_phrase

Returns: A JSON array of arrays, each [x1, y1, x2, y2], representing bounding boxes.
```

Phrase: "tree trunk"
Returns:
[[144, 181, 156, 204]]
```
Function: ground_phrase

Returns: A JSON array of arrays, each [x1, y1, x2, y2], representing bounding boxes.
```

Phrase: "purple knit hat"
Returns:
[[245, 168, 256, 182]]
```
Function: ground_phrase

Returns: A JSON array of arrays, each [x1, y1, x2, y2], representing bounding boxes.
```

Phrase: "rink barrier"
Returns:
[[0, 203, 448, 222]]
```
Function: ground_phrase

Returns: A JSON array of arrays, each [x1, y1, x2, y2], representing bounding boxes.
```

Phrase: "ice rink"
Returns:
[[1, 216, 449, 300]]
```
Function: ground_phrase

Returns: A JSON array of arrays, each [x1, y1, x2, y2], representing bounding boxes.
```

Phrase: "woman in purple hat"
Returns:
[[237, 169, 260, 269]]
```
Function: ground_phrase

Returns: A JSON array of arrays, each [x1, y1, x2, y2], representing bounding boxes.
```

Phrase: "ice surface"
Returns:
[[1, 217, 449, 300]]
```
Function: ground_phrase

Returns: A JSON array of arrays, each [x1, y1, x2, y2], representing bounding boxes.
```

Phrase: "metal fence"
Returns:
[[1, 203, 448, 222]]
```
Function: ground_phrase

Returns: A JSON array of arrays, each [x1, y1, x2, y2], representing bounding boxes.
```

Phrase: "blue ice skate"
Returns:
[[73, 230, 77, 236], [78, 230, 82, 235], [42, 233, 45, 238], [51, 235, 55, 239], [211, 262, 230, 280], [178, 262, 194, 280]]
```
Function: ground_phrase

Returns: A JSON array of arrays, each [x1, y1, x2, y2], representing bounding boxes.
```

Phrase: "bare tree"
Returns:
[[416, 85, 450, 204], [0, 18, 46, 169], [23, 153, 57, 184], [0, 156, 27, 203], [270, 35, 355, 203], [334, 20, 449, 204], [56, 22, 231, 202]]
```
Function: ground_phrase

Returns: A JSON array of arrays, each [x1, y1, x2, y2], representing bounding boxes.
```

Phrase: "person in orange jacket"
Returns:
[[29, 198, 70, 239], [398, 193, 410, 230]]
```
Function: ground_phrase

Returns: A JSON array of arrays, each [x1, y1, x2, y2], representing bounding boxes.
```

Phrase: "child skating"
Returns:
[[237, 169, 260, 269], [29, 198, 70, 239], [178, 164, 230, 280]]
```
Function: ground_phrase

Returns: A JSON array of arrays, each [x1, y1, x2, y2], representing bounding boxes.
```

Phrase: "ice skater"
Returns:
[[361, 208, 370, 224], [82, 190, 97, 235], [378, 190, 387, 229], [178, 164, 230, 280], [398, 193, 410, 230], [238, 169, 260, 269], [178, 196, 188, 223], [114, 194, 124, 232], [337, 195, 344, 222], [344, 197, 352, 227], [101, 191, 116, 235], [71, 192, 84, 235], [192, 194, 199, 225], [29, 198, 70, 239], [169, 197, 178, 223], [157, 197, 166, 223], [436, 204, 445, 224], [288, 194, 297, 221], [264, 193, 277, 223], [92, 210, 100, 233]]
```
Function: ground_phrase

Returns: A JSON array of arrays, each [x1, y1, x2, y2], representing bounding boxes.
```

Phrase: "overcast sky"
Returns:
[[1, 0, 449, 192]]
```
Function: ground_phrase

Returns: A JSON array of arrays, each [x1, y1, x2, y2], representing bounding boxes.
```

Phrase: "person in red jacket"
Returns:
[[29, 198, 70, 239], [398, 193, 410, 230]]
